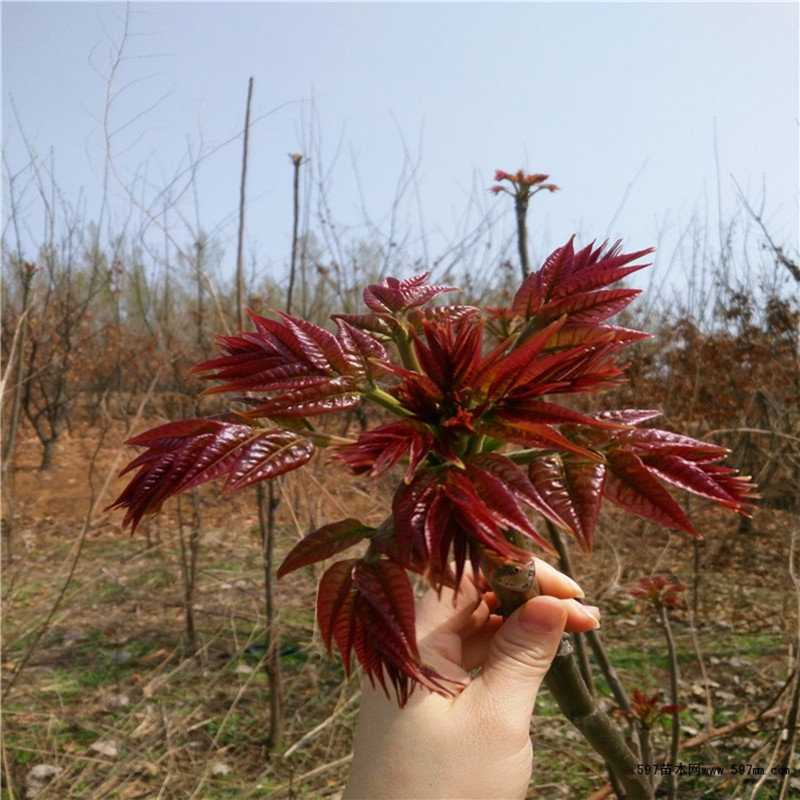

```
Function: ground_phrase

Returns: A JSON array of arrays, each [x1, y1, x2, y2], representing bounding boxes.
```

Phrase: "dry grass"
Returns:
[[2, 418, 799, 799]]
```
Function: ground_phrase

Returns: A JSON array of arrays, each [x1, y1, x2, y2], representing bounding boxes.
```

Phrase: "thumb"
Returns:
[[470, 596, 568, 728]]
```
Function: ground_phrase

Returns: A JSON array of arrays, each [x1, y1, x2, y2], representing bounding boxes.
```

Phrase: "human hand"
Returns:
[[342, 561, 600, 799]]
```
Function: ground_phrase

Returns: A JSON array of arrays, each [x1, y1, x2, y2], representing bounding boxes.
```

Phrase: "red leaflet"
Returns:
[[193, 309, 384, 397], [478, 418, 600, 460], [604, 449, 698, 535], [528, 456, 606, 551], [629, 575, 687, 609], [277, 519, 375, 578], [109, 419, 313, 530], [411, 312, 484, 392], [470, 453, 570, 532], [618, 688, 684, 729], [334, 421, 434, 482], [510, 237, 653, 323], [363, 272, 457, 314], [334, 317, 389, 379], [316, 557, 456, 704], [392, 468, 538, 590], [472, 318, 567, 400], [238, 376, 362, 419]]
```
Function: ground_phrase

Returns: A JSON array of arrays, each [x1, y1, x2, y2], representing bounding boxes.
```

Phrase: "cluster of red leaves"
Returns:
[[490, 169, 560, 197], [629, 575, 687, 609], [616, 688, 684, 730], [109, 236, 756, 704]]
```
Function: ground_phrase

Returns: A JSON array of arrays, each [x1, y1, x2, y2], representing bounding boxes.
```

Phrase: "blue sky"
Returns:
[[3, 1, 798, 293]]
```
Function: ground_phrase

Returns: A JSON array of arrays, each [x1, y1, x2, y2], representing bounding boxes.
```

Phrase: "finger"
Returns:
[[414, 572, 485, 682], [534, 559, 586, 598], [564, 599, 601, 632], [461, 613, 503, 671], [465, 598, 600, 670], [465, 595, 569, 730]]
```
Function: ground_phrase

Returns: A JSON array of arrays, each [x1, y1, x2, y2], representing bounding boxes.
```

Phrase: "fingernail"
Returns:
[[581, 605, 601, 629], [564, 575, 585, 598], [519, 597, 567, 635]]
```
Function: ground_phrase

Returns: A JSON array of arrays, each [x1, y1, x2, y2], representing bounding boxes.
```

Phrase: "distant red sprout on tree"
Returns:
[[109, 233, 756, 706], [617, 688, 684, 731], [630, 575, 687, 609], [491, 169, 560, 279]]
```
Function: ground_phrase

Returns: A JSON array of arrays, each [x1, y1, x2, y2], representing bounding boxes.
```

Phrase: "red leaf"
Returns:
[[511, 237, 653, 321], [605, 449, 697, 535], [492, 398, 625, 429], [334, 318, 389, 378], [407, 304, 480, 327], [472, 318, 567, 399], [224, 430, 316, 491], [411, 312, 484, 391], [363, 272, 457, 314], [643, 454, 756, 514], [275, 311, 350, 373], [240, 376, 361, 419], [109, 419, 313, 530], [277, 519, 375, 578], [331, 312, 394, 337], [192, 309, 368, 399], [615, 427, 729, 458], [528, 455, 606, 551], [317, 559, 358, 664], [471, 452, 570, 531], [547, 323, 651, 350], [333, 421, 434, 482], [316, 556, 456, 704], [464, 461, 554, 552], [540, 287, 641, 325], [478, 417, 600, 460], [352, 560, 419, 659], [592, 409, 662, 426]]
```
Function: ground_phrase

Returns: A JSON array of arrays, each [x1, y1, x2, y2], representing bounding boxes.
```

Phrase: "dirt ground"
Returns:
[[2, 418, 799, 799]]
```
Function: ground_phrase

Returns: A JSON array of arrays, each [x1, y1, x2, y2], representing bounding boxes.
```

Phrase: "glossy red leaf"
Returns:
[[334, 421, 434, 482], [478, 417, 600, 460], [528, 455, 607, 551], [240, 376, 362, 419], [642, 454, 756, 514], [109, 420, 314, 530], [592, 409, 662, 427], [334, 317, 389, 378], [330, 312, 394, 338], [277, 519, 375, 578], [274, 310, 350, 373], [411, 312, 484, 391], [546, 323, 651, 350], [511, 237, 653, 321], [363, 272, 457, 314], [604, 449, 697, 535], [352, 560, 419, 659], [317, 559, 358, 663], [392, 472, 491, 587], [539, 287, 641, 325], [472, 318, 567, 399], [614, 427, 729, 458], [407, 304, 480, 327], [464, 460, 554, 551], [471, 453, 570, 532], [316, 556, 455, 704], [193, 309, 372, 400]]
